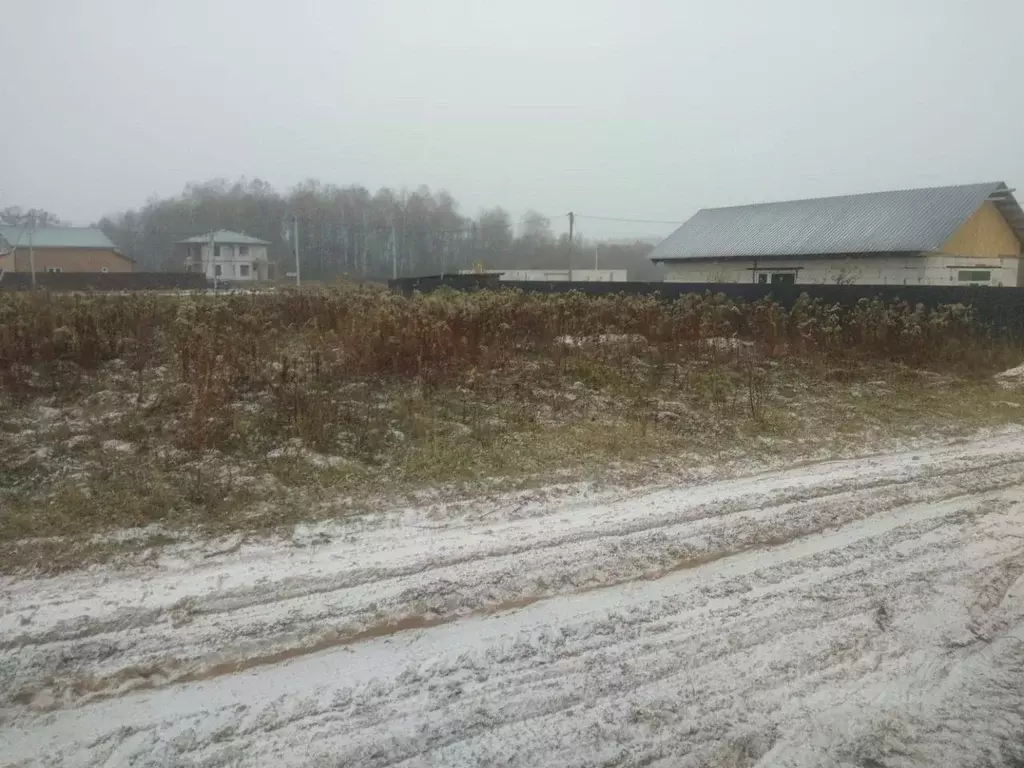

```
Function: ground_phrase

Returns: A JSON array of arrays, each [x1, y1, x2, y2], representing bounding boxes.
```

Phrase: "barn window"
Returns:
[[757, 273, 769, 284], [958, 270, 991, 283], [771, 273, 796, 285]]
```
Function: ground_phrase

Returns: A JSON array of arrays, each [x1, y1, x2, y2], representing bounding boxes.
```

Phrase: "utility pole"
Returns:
[[390, 219, 398, 280], [594, 244, 599, 271], [567, 211, 575, 283], [209, 231, 217, 291], [360, 210, 368, 275], [28, 215, 36, 289], [293, 215, 301, 287]]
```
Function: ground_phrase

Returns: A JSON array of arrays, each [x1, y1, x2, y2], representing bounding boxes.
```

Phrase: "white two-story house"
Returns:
[[180, 230, 271, 281]]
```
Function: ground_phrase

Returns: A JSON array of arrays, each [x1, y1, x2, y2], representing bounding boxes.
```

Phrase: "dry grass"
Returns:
[[1, 287, 1022, 572]]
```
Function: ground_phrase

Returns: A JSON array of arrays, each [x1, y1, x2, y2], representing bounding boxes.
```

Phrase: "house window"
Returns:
[[239, 246, 249, 256], [757, 273, 769, 284], [958, 270, 991, 283], [214, 264, 223, 277], [46, 267, 63, 274], [239, 264, 250, 277], [771, 272, 796, 285]]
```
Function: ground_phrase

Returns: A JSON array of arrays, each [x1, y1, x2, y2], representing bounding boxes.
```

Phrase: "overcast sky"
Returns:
[[2, 0, 1022, 239]]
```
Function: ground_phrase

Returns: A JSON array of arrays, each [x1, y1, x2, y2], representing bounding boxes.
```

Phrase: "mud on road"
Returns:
[[3, 431, 1024, 766]]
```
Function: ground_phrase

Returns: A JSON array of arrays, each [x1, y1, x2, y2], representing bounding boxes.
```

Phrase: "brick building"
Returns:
[[0, 226, 133, 274]]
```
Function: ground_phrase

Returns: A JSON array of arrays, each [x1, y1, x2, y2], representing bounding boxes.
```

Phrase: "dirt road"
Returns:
[[3, 431, 1024, 766]]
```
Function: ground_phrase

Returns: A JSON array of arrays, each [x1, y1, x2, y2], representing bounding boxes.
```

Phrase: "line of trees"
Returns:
[[1, 208, 66, 228], [7, 179, 663, 280]]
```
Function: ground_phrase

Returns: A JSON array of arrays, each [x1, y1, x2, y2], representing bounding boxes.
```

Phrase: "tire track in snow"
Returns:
[[12, 488, 1020, 767], [4, 443, 1024, 711], [6, 442, 1021, 648], [3, 433, 1024, 766]]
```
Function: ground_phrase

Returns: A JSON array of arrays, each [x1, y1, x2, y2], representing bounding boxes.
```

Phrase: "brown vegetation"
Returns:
[[0, 287, 1021, 569]]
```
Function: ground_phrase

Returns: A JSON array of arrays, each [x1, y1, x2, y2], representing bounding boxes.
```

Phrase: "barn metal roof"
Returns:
[[0, 226, 118, 250], [650, 182, 1024, 262]]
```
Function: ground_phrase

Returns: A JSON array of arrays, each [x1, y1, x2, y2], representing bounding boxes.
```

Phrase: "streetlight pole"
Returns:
[[209, 231, 217, 291], [293, 215, 301, 287], [28, 214, 36, 289], [567, 211, 575, 283]]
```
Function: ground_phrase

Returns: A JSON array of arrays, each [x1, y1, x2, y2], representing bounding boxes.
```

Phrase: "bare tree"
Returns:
[[520, 210, 554, 244], [91, 177, 660, 279], [477, 207, 513, 261], [0, 207, 65, 227]]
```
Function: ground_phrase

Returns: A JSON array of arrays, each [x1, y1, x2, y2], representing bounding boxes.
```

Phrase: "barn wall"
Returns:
[[662, 256, 922, 285], [662, 255, 1021, 287], [940, 202, 1021, 259]]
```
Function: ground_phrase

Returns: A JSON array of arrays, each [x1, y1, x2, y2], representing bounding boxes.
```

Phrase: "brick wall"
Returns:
[[3, 247, 134, 273]]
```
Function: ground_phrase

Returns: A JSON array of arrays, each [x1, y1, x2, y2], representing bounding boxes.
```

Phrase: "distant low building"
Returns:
[[459, 268, 628, 282], [0, 226, 133, 273], [650, 182, 1024, 286], [179, 230, 271, 281]]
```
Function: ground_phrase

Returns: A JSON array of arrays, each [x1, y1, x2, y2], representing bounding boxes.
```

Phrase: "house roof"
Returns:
[[0, 226, 118, 250], [177, 229, 271, 245], [650, 182, 1024, 262]]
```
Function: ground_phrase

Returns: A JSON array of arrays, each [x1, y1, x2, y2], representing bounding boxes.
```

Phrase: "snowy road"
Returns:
[[3, 432, 1024, 766]]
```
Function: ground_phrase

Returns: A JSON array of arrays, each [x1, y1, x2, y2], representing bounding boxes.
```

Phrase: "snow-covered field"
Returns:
[[3, 431, 1024, 767]]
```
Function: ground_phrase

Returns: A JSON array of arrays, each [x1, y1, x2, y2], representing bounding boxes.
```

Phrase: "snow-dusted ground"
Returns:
[[3, 431, 1024, 767]]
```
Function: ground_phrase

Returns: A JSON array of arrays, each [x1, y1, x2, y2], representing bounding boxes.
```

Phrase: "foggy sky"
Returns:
[[2, 0, 1022, 240]]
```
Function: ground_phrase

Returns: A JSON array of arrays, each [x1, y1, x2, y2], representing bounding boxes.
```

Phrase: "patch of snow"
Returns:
[[995, 362, 1024, 387], [92, 524, 174, 545], [698, 336, 755, 352], [33, 406, 63, 421], [100, 439, 135, 454], [266, 439, 357, 469], [556, 333, 648, 348]]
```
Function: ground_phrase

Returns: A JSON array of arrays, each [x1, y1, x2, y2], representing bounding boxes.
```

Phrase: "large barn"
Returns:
[[650, 182, 1024, 287]]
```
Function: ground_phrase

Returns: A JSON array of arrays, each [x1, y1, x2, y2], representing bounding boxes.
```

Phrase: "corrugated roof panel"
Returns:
[[650, 182, 1020, 261], [0, 226, 117, 250]]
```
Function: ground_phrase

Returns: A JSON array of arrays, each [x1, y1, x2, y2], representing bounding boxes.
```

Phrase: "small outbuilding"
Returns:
[[651, 182, 1024, 286]]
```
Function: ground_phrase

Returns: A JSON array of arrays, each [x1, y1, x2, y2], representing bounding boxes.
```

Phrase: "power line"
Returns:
[[282, 211, 676, 238], [574, 214, 684, 225]]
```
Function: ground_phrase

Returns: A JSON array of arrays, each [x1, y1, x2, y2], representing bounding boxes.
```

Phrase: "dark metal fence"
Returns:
[[389, 275, 1024, 336], [0, 272, 209, 292]]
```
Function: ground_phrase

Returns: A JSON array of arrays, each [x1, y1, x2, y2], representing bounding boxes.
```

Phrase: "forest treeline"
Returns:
[[4, 178, 663, 280]]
